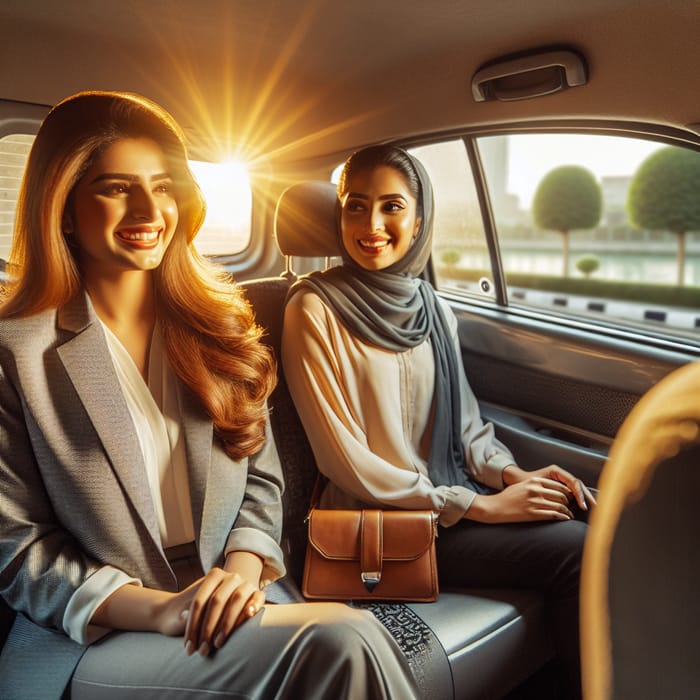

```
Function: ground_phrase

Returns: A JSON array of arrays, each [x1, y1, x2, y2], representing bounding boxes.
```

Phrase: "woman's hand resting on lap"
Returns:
[[466, 464, 596, 524], [92, 552, 265, 657], [164, 566, 265, 656], [180, 550, 266, 656], [154, 568, 264, 642]]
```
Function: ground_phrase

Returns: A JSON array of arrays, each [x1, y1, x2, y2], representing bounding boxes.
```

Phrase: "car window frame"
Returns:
[[400, 120, 700, 354]]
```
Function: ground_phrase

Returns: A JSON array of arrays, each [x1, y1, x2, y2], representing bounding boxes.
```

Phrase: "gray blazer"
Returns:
[[0, 291, 286, 699]]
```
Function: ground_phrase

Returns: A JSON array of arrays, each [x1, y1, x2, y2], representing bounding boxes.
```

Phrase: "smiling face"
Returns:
[[339, 165, 422, 271], [65, 136, 179, 278]]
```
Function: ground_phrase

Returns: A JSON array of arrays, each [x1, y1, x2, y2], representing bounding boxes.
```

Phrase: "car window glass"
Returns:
[[408, 140, 494, 299], [0, 133, 33, 262], [418, 133, 700, 339], [188, 159, 252, 255], [0, 134, 252, 260]]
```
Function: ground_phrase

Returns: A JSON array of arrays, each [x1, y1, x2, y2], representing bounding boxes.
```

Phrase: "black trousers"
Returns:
[[436, 517, 587, 699]]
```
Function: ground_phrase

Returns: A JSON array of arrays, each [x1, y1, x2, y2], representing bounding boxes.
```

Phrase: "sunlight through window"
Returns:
[[189, 159, 252, 256]]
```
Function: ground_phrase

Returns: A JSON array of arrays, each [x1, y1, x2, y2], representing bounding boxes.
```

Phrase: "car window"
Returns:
[[410, 140, 495, 299], [0, 134, 33, 262], [0, 134, 252, 260], [412, 133, 700, 339], [187, 159, 252, 256]]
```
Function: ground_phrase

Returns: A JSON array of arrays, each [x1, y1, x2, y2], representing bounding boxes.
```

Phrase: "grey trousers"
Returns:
[[70, 601, 419, 700]]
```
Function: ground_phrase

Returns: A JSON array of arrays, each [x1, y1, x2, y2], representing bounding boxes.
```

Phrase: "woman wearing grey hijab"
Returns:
[[282, 145, 595, 699]]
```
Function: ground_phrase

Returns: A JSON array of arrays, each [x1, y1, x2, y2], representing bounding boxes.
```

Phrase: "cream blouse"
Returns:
[[63, 322, 194, 644], [104, 323, 195, 548], [282, 289, 516, 527]]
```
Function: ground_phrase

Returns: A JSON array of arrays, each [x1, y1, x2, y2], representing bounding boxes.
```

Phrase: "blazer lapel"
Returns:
[[56, 294, 162, 551], [177, 381, 213, 557]]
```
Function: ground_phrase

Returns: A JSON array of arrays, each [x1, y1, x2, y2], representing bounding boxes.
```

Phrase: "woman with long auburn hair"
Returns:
[[4, 89, 272, 460], [0, 92, 418, 700]]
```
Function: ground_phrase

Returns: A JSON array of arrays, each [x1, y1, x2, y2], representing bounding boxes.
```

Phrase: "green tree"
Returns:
[[440, 249, 460, 277], [627, 146, 700, 286], [532, 165, 602, 276], [576, 255, 600, 278]]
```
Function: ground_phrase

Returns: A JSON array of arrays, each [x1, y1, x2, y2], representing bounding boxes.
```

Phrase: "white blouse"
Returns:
[[282, 289, 516, 527], [63, 322, 194, 644], [105, 323, 194, 548]]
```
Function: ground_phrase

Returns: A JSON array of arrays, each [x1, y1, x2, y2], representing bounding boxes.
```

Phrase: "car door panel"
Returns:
[[448, 298, 698, 487], [481, 403, 608, 488]]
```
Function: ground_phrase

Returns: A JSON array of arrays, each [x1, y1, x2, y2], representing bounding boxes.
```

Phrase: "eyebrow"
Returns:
[[88, 172, 172, 184], [346, 192, 407, 200]]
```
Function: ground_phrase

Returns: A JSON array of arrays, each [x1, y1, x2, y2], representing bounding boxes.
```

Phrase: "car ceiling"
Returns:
[[1, 0, 699, 167]]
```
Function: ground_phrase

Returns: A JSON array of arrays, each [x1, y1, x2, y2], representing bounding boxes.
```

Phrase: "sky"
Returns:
[[504, 134, 663, 208]]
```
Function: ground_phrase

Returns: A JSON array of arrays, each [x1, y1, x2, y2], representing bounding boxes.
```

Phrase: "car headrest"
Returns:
[[273, 181, 342, 258], [581, 359, 700, 699]]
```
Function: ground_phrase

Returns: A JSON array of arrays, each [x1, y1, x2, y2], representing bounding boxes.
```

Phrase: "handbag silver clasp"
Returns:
[[361, 571, 381, 593]]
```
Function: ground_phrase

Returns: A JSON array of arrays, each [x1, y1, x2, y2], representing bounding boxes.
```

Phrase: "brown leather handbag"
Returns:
[[301, 477, 439, 602]]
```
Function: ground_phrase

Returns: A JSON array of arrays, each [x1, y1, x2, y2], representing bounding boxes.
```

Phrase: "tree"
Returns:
[[440, 249, 460, 276], [576, 255, 600, 278], [627, 146, 700, 286], [532, 166, 602, 276]]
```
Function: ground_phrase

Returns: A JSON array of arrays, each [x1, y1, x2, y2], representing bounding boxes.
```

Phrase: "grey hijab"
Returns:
[[289, 149, 479, 492]]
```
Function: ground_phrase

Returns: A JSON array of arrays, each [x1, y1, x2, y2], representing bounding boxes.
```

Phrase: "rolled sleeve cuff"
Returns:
[[438, 486, 477, 527], [224, 528, 286, 587], [480, 453, 517, 491], [63, 566, 141, 645]]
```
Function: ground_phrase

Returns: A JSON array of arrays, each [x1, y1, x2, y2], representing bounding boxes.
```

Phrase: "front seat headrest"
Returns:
[[273, 181, 342, 258]]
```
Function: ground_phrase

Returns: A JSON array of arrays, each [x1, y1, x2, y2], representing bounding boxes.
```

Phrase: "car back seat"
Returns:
[[0, 597, 13, 652], [241, 181, 555, 700]]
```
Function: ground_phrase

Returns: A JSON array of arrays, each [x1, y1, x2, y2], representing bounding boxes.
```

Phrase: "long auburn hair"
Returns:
[[2, 90, 275, 460]]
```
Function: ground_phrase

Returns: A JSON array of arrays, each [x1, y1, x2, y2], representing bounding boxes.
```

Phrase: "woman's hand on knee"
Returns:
[[467, 476, 576, 523], [505, 464, 596, 511], [152, 586, 199, 637], [181, 567, 265, 656]]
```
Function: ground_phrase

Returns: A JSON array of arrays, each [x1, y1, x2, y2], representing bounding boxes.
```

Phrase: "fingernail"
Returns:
[[180, 609, 189, 619], [247, 604, 256, 617], [185, 640, 194, 656], [199, 641, 210, 657], [214, 633, 224, 649]]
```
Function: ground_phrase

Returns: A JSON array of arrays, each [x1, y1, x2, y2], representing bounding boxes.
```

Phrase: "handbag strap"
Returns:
[[360, 510, 383, 592], [305, 471, 326, 521]]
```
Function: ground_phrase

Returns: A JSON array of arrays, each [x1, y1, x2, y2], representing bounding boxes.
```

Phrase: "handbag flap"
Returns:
[[307, 509, 436, 561]]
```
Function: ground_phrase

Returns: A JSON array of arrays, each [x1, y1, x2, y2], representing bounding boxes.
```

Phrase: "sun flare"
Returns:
[[189, 158, 252, 255]]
